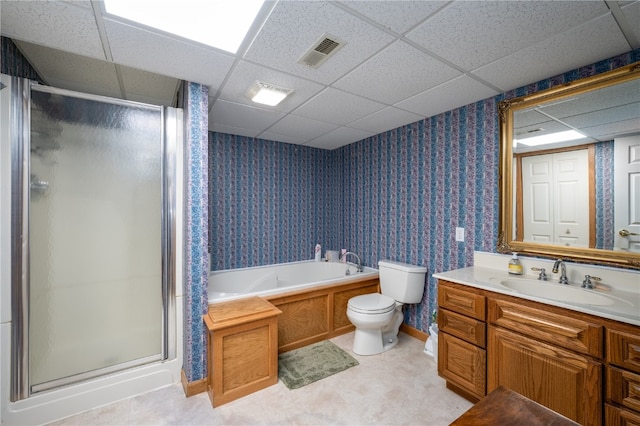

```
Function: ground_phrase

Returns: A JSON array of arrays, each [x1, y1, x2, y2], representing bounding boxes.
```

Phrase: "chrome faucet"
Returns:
[[552, 259, 569, 285], [531, 267, 548, 281], [582, 275, 601, 290], [340, 251, 364, 273]]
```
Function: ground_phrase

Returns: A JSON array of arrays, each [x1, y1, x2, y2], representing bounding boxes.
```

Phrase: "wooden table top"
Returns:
[[450, 386, 580, 426]]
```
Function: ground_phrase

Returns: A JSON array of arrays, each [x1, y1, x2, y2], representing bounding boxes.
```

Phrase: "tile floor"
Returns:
[[48, 332, 473, 425]]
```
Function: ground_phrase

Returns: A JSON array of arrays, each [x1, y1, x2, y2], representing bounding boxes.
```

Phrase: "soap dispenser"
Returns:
[[508, 253, 523, 275]]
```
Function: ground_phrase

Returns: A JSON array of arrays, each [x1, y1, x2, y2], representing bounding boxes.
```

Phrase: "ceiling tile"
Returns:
[[306, 126, 375, 150], [104, 19, 235, 88], [1, 0, 105, 60], [474, 14, 631, 92], [264, 115, 339, 142], [340, 1, 447, 34], [14, 40, 121, 99], [333, 40, 461, 105], [620, 1, 640, 45], [348, 107, 423, 135], [217, 61, 325, 113], [406, 1, 610, 70], [293, 88, 386, 126], [210, 100, 285, 132], [257, 132, 311, 146], [243, 1, 395, 85], [396, 75, 499, 118], [119, 66, 180, 106], [210, 125, 260, 139]]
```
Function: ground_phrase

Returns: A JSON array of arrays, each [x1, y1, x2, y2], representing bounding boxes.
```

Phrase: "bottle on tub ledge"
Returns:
[[315, 244, 322, 262], [341, 248, 346, 263]]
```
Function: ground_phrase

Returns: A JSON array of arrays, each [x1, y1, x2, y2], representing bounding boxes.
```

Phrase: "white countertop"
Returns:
[[433, 266, 640, 326], [433, 253, 640, 327]]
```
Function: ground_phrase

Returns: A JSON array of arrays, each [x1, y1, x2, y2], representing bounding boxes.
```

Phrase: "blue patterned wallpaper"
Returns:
[[338, 101, 499, 331], [209, 133, 343, 270], [209, 50, 638, 337], [180, 81, 209, 383], [595, 141, 615, 250]]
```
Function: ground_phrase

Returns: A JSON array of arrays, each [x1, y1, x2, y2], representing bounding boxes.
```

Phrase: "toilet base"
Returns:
[[352, 328, 385, 355], [351, 308, 403, 356]]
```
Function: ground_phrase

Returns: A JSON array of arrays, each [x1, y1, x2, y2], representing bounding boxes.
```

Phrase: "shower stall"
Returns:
[[6, 76, 180, 402]]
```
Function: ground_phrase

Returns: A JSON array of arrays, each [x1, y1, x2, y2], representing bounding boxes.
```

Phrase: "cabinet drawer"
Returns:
[[439, 308, 486, 348], [608, 329, 640, 374], [605, 403, 640, 426], [488, 298, 603, 358], [608, 366, 640, 413], [438, 332, 486, 399], [438, 282, 485, 321]]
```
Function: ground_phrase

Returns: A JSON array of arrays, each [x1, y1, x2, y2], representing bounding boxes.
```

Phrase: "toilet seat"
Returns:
[[348, 293, 396, 314]]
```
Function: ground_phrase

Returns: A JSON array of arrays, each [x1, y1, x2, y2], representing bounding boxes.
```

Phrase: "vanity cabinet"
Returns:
[[437, 283, 487, 401], [437, 279, 640, 426], [606, 328, 640, 425]]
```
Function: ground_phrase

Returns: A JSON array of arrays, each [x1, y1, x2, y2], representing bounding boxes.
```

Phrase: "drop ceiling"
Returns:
[[1, 0, 638, 150]]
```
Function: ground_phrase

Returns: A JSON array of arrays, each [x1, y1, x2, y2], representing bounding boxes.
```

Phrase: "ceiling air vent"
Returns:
[[298, 34, 346, 69]]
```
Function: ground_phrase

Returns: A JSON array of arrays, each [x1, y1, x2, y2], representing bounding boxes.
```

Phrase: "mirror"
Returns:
[[498, 62, 640, 268]]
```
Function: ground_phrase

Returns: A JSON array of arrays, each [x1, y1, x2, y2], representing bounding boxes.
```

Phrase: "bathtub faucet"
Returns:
[[340, 251, 364, 273]]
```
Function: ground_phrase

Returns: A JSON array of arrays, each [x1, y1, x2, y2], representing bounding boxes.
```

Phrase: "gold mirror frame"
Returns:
[[498, 62, 640, 269]]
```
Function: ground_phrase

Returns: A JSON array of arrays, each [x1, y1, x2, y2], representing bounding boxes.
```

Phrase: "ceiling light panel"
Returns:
[[246, 81, 294, 106], [103, 0, 264, 53]]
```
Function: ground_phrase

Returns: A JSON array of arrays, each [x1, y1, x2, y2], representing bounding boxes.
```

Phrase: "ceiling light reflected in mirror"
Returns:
[[515, 129, 586, 147]]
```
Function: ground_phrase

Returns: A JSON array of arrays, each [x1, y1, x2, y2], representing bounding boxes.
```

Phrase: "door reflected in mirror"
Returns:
[[498, 62, 640, 267]]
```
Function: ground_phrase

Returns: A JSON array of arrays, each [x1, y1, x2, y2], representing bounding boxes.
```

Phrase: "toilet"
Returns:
[[346, 260, 427, 355]]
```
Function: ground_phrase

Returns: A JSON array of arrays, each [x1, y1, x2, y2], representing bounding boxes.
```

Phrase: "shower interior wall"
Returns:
[[209, 48, 640, 335]]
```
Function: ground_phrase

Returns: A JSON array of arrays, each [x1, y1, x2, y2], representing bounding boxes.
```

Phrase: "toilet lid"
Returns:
[[348, 293, 396, 314]]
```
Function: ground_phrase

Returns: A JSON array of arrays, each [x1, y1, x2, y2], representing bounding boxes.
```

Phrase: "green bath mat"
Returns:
[[278, 340, 359, 390]]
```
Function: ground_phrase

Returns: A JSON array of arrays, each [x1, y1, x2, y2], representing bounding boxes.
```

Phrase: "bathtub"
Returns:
[[209, 260, 379, 304]]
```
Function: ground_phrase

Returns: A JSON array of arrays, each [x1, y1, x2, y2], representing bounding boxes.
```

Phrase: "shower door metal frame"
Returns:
[[10, 78, 178, 400]]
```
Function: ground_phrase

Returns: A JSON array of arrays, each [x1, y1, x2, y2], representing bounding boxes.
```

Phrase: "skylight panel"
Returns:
[[104, 0, 265, 54]]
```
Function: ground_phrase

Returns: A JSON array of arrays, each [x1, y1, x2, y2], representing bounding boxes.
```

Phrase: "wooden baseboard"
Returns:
[[180, 369, 208, 398], [400, 323, 428, 342]]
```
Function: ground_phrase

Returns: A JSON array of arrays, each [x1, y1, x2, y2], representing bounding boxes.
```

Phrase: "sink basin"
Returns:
[[498, 279, 615, 306]]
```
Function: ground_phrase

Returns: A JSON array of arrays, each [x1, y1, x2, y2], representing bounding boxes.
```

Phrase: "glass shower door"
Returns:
[[28, 87, 166, 392]]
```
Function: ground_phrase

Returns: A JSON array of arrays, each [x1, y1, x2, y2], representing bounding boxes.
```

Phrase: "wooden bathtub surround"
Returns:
[[265, 277, 380, 353], [203, 297, 281, 407]]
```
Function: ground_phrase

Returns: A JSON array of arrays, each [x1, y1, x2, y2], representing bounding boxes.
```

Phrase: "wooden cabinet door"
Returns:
[[438, 331, 486, 399], [488, 326, 602, 425], [605, 403, 640, 426]]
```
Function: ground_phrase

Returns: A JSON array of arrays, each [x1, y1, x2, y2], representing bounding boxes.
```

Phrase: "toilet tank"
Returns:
[[378, 260, 427, 304]]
